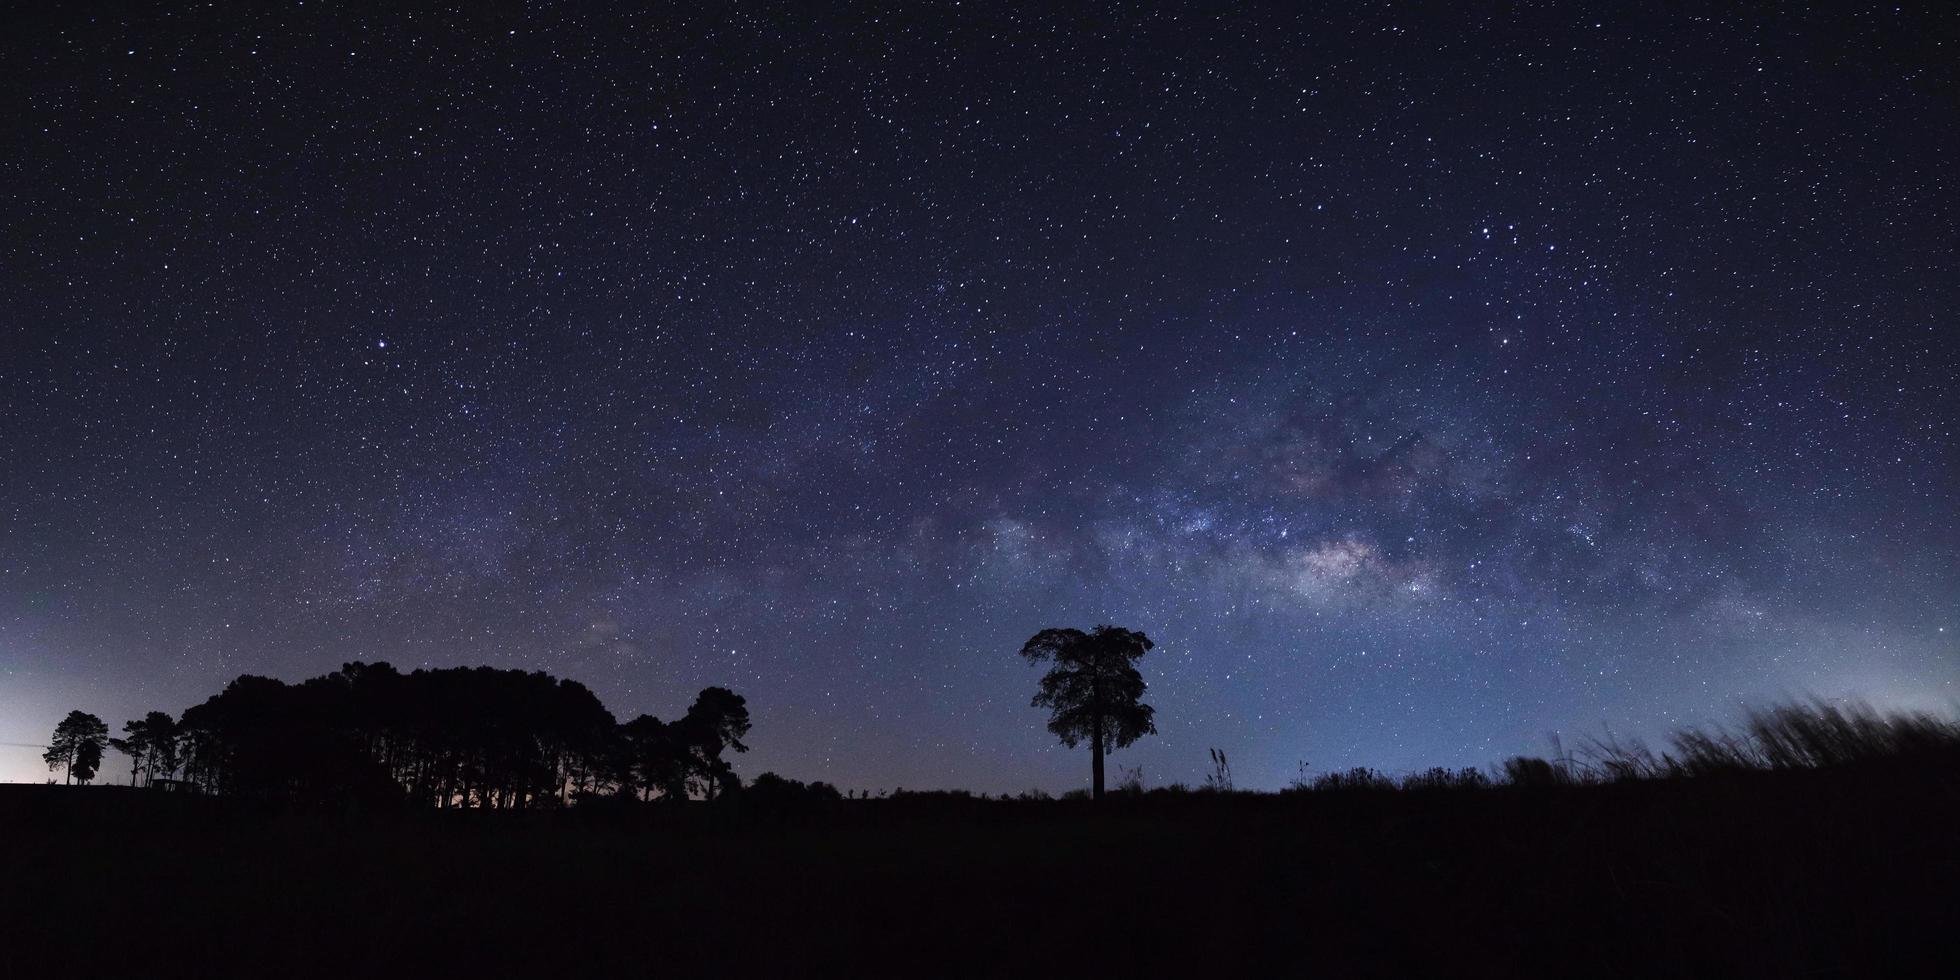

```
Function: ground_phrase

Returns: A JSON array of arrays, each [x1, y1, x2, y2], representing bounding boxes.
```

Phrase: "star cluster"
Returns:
[[2, 3, 1954, 791]]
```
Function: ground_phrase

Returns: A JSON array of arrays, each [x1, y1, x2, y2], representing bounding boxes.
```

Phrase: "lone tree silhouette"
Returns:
[[44, 710, 110, 785], [1018, 625, 1157, 800]]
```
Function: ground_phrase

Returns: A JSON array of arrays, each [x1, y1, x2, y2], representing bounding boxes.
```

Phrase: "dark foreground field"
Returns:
[[4, 762, 1955, 978]]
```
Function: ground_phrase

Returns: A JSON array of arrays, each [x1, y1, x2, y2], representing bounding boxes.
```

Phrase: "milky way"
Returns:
[[3, 4, 1954, 791]]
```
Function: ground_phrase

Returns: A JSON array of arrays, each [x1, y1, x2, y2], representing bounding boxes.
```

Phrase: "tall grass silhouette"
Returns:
[[1555, 698, 1960, 784]]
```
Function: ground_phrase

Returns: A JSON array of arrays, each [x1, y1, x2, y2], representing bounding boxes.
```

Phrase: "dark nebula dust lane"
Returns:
[[2, 3, 1954, 791]]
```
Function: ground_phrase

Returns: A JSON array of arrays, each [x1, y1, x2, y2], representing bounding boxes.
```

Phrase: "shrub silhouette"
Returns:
[[1311, 767, 1395, 792], [744, 772, 843, 805], [1401, 766, 1488, 791]]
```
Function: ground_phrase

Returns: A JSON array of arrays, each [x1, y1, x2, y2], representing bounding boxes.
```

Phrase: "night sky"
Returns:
[[3, 3, 1955, 792]]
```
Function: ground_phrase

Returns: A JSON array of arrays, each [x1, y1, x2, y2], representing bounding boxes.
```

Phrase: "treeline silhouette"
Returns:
[[50, 667, 1960, 806], [13, 697, 1958, 978], [60, 662, 751, 808]]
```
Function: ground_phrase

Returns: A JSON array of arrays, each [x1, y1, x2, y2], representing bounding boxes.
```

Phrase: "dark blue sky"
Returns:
[[3, 3, 1954, 791]]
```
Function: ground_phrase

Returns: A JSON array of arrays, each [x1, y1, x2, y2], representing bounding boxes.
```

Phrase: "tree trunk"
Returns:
[[1091, 728, 1104, 800], [1090, 666, 1106, 800]]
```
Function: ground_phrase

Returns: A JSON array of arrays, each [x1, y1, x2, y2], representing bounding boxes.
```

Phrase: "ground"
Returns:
[[3, 762, 1953, 977]]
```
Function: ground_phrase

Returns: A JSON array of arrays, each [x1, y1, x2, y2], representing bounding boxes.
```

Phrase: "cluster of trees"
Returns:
[[111, 712, 183, 787], [49, 662, 751, 808]]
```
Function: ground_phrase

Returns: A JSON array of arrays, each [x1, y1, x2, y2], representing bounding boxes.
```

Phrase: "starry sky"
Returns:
[[3, 3, 1955, 792]]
